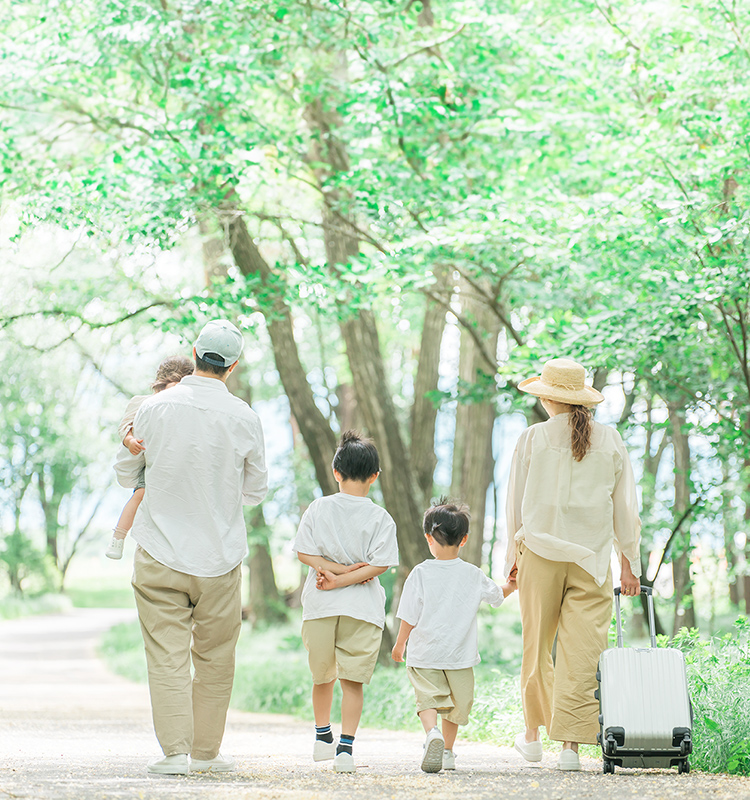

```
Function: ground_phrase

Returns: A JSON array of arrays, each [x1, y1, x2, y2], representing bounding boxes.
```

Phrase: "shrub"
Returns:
[[671, 618, 750, 775]]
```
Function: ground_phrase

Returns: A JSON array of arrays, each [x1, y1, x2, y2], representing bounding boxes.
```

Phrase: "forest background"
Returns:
[[1, 0, 749, 775]]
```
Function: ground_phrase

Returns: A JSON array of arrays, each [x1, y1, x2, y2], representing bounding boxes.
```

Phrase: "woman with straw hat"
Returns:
[[505, 358, 641, 771]]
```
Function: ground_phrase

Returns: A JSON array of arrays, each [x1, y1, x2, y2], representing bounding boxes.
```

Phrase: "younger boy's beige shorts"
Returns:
[[302, 615, 382, 685], [406, 666, 475, 725]]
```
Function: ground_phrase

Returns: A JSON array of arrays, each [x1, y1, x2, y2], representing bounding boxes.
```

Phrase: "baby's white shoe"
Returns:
[[105, 535, 125, 560]]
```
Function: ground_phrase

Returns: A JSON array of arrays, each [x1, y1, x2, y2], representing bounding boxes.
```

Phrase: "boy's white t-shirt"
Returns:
[[396, 558, 504, 669], [292, 493, 399, 630]]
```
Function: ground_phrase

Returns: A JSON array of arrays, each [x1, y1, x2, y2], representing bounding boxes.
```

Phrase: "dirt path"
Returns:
[[0, 609, 746, 800]]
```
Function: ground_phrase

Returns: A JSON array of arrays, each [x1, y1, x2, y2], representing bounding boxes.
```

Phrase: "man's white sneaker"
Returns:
[[147, 753, 188, 775], [421, 727, 445, 773], [514, 732, 543, 763], [443, 749, 456, 770], [333, 751, 355, 773], [313, 739, 336, 762], [557, 748, 581, 771], [189, 753, 236, 773], [105, 536, 125, 560]]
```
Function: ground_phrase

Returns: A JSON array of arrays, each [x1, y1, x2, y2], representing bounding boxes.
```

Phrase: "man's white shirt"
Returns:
[[396, 558, 504, 669], [114, 375, 267, 577]]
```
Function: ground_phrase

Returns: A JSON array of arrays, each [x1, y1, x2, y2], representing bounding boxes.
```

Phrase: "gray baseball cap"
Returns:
[[194, 320, 244, 367]]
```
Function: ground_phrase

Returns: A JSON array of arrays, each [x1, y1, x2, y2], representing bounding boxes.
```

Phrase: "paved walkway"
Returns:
[[0, 609, 746, 799]]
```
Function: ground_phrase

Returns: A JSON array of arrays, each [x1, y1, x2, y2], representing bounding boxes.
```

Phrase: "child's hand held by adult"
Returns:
[[127, 439, 145, 455]]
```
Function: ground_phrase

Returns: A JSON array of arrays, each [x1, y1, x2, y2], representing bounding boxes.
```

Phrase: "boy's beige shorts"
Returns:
[[406, 666, 475, 725], [302, 615, 382, 685]]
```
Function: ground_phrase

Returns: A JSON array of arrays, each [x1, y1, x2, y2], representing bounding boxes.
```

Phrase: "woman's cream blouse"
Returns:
[[504, 413, 642, 587]]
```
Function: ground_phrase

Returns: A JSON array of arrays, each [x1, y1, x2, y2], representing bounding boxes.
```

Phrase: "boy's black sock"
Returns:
[[337, 734, 355, 756], [315, 724, 334, 744]]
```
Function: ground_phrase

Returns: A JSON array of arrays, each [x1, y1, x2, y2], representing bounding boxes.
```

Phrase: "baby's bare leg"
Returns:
[[115, 488, 145, 536]]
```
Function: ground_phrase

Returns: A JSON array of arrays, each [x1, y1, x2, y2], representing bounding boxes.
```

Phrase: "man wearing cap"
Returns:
[[115, 320, 267, 775]]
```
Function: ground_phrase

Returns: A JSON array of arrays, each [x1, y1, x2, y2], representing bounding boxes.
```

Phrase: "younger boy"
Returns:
[[293, 431, 399, 774], [392, 500, 516, 773]]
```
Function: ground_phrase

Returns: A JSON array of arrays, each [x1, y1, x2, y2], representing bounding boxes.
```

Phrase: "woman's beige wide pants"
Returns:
[[517, 543, 612, 744]]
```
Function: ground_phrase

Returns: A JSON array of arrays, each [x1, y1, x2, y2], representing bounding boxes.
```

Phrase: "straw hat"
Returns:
[[518, 358, 604, 406]]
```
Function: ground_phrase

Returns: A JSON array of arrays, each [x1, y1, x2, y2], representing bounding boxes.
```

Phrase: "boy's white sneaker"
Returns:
[[443, 749, 456, 770], [421, 727, 445, 773], [514, 732, 543, 763], [189, 753, 236, 772], [105, 536, 125, 560], [147, 753, 188, 775], [333, 751, 355, 773], [313, 739, 336, 762]]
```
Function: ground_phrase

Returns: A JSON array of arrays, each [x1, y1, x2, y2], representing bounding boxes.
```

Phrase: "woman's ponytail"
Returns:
[[569, 405, 593, 462]]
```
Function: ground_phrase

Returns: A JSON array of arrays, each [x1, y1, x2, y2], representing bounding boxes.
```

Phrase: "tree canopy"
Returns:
[[1, 0, 749, 629]]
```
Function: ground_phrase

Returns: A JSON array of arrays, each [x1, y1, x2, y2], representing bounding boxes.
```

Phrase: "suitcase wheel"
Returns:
[[603, 758, 615, 774], [678, 760, 690, 775]]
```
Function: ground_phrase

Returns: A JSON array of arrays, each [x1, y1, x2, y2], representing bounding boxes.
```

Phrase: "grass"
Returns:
[[64, 576, 136, 609], [0, 591, 73, 620]]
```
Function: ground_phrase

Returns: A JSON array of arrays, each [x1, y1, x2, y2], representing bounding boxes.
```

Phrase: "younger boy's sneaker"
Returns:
[[421, 727, 444, 773], [313, 739, 336, 762], [105, 536, 125, 560], [333, 751, 355, 773], [442, 749, 456, 770]]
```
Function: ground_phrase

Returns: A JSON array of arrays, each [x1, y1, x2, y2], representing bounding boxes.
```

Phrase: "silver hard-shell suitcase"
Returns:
[[596, 587, 693, 774]]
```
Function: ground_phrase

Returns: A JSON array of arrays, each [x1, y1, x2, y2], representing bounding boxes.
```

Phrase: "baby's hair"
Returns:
[[423, 497, 470, 547], [332, 430, 380, 482], [151, 355, 194, 392]]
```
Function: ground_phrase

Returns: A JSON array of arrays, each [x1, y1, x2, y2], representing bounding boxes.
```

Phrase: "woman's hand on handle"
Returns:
[[619, 555, 640, 597]]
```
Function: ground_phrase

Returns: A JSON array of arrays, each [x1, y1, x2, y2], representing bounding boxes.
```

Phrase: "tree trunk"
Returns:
[[721, 460, 742, 607], [410, 269, 448, 506], [340, 311, 431, 571], [245, 507, 286, 626], [637, 401, 669, 637], [744, 412, 750, 615], [450, 279, 499, 566], [222, 209, 338, 496], [668, 403, 696, 633], [305, 84, 431, 572]]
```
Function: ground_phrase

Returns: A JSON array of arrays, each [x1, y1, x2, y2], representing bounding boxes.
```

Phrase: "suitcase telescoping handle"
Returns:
[[614, 586, 657, 648]]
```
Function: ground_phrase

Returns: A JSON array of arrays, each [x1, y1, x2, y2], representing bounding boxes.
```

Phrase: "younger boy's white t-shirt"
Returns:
[[292, 493, 399, 630], [396, 558, 504, 669]]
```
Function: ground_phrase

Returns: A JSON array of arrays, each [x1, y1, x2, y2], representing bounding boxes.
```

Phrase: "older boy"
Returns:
[[293, 431, 398, 774], [392, 501, 516, 773]]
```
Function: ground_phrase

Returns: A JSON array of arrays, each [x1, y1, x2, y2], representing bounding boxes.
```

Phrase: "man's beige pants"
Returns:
[[517, 543, 611, 744], [132, 546, 242, 759]]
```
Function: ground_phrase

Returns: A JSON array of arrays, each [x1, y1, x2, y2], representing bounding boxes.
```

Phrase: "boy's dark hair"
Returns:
[[423, 498, 470, 547], [332, 430, 380, 482], [152, 355, 194, 392], [195, 352, 232, 377]]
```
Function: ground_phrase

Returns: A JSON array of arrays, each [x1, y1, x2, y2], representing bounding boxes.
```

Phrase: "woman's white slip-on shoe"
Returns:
[[556, 748, 581, 771], [514, 733, 543, 763]]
